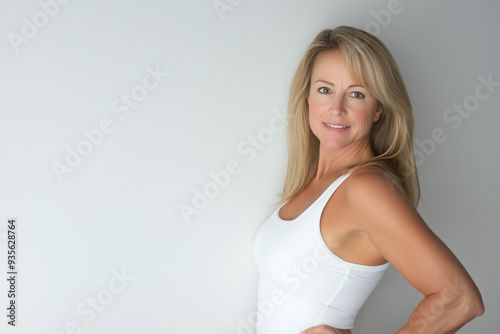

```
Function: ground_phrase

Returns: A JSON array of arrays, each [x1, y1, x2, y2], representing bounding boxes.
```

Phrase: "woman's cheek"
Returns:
[[309, 100, 327, 116]]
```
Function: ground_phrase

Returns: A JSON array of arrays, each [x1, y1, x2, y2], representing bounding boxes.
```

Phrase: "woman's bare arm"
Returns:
[[345, 169, 484, 333]]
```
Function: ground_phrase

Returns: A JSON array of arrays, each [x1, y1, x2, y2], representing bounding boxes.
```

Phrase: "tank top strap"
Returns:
[[314, 173, 351, 211]]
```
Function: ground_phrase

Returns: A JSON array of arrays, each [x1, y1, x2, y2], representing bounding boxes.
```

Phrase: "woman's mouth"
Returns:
[[323, 122, 350, 131]]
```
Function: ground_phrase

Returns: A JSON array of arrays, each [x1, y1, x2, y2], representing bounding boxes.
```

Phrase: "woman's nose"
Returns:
[[329, 94, 346, 116]]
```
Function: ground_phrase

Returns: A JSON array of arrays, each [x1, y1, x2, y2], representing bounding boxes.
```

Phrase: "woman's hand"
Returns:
[[300, 324, 352, 334]]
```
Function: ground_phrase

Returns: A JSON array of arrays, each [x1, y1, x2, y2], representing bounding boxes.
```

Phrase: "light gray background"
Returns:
[[0, 0, 498, 333]]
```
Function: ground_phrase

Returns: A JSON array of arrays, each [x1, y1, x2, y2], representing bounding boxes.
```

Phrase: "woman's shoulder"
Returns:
[[345, 165, 407, 206], [347, 165, 394, 186], [343, 166, 416, 234]]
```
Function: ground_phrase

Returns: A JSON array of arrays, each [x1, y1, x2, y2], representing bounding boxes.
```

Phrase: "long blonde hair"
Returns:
[[282, 26, 420, 207]]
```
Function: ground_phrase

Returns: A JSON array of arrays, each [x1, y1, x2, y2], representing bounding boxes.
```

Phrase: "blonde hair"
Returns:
[[282, 26, 420, 207]]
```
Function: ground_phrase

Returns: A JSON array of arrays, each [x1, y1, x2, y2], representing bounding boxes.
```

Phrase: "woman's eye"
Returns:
[[318, 87, 331, 94], [350, 91, 365, 99]]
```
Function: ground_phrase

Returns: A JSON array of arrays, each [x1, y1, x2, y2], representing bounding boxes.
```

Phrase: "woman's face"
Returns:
[[307, 49, 382, 155]]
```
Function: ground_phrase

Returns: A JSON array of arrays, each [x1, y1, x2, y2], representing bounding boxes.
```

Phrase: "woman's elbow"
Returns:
[[470, 294, 485, 318], [460, 288, 485, 321]]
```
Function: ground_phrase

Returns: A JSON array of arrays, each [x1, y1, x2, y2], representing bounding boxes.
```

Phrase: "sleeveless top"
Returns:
[[253, 173, 390, 333]]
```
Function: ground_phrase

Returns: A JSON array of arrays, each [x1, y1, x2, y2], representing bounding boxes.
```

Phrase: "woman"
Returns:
[[253, 26, 484, 334]]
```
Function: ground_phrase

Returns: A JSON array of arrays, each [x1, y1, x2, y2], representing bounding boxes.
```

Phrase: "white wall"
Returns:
[[0, 0, 498, 333]]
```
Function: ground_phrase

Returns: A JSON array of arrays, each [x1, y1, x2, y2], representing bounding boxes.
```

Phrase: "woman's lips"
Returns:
[[323, 122, 350, 132]]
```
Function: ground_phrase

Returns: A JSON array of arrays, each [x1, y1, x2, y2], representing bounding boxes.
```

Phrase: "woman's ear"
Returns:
[[373, 104, 384, 122]]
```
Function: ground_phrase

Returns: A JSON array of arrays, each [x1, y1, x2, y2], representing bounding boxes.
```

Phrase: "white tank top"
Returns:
[[253, 173, 390, 333]]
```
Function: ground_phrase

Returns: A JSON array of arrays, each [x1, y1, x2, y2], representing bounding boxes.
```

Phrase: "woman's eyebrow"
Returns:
[[313, 79, 365, 89], [314, 79, 334, 86]]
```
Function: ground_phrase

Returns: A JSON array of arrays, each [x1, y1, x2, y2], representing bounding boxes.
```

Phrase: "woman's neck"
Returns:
[[314, 140, 374, 182]]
